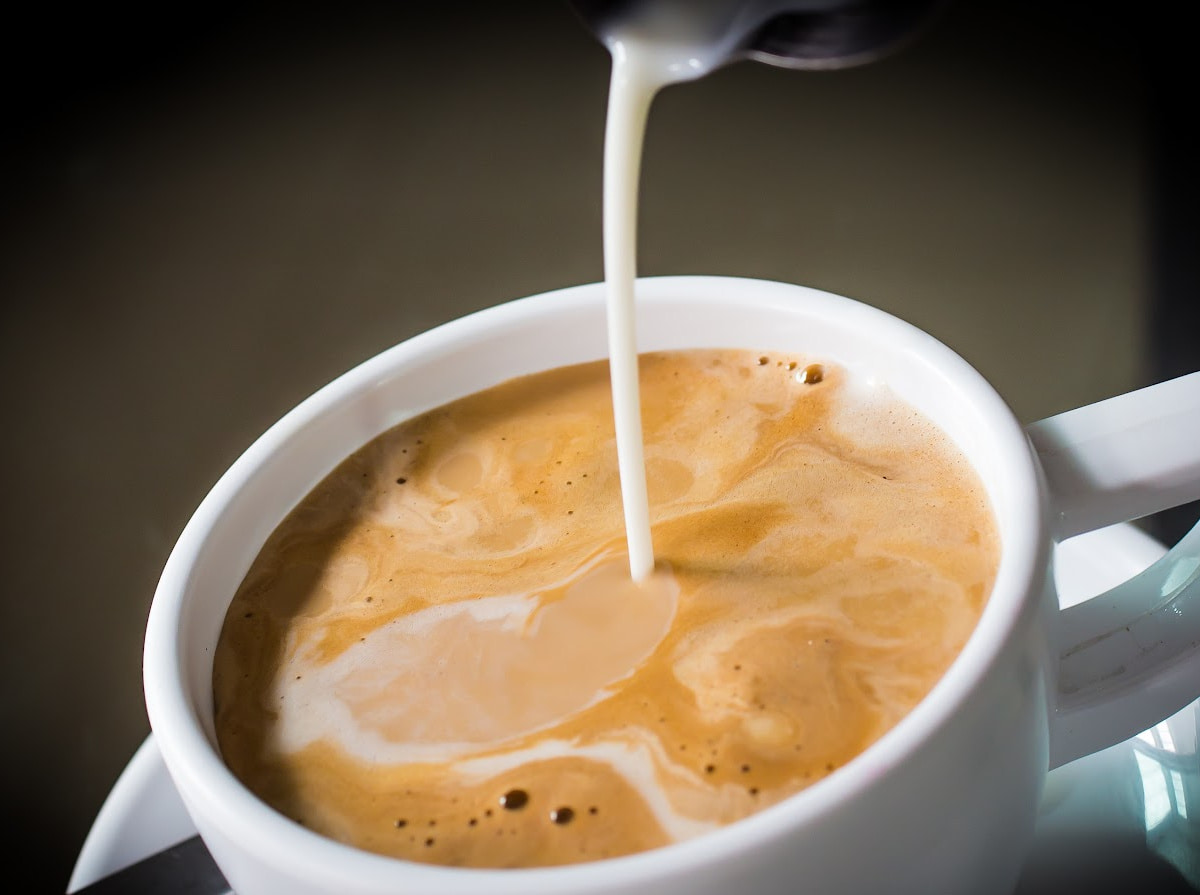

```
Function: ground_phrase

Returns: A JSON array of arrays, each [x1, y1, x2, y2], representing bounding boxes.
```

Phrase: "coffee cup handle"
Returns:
[[1026, 371, 1200, 767]]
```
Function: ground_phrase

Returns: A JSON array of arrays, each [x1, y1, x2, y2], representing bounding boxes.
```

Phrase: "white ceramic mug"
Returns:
[[142, 276, 1200, 895]]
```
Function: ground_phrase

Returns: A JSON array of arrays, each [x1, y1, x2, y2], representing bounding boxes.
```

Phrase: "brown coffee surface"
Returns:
[[213, 349, 999, 868]]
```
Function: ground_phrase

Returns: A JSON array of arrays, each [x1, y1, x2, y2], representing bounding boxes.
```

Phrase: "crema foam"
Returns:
[[214, 350, 998, 867]]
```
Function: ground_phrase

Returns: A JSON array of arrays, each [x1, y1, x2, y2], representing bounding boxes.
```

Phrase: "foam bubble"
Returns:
[[453, 735, 720, 842]]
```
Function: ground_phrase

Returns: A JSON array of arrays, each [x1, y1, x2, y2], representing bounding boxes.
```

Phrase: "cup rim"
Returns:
[[143, 275, 1048, 891]]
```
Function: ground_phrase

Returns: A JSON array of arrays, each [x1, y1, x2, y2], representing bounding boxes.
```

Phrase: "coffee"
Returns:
[[213, 348, 998, 868]]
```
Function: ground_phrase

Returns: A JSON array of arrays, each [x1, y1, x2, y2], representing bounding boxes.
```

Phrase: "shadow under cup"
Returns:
[[144, 276, 1051, 895]]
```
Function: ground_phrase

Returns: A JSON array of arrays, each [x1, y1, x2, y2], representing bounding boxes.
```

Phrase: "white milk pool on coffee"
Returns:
[[600, 0, 800, 579]]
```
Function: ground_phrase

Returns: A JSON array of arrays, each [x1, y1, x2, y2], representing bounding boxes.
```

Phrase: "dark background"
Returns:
[[1, 2, 1194, 891]]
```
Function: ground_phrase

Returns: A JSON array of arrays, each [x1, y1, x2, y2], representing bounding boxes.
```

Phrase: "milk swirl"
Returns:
[[213, 350, 999, 867]]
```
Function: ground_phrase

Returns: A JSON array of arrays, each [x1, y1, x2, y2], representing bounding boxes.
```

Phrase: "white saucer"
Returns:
[[68, 524, 1200, 893]]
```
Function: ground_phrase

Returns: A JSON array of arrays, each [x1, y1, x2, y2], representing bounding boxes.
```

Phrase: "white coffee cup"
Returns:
[[143, 276, 1200, 894]]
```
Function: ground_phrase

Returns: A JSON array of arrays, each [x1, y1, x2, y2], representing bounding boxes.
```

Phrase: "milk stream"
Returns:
[[601, 2, 781, 579], [602, 44, 661, 582]]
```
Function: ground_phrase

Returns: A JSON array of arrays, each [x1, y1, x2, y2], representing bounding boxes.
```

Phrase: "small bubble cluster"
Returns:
[[389, 786, 603, 853], [749, 355, 824, 385]]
